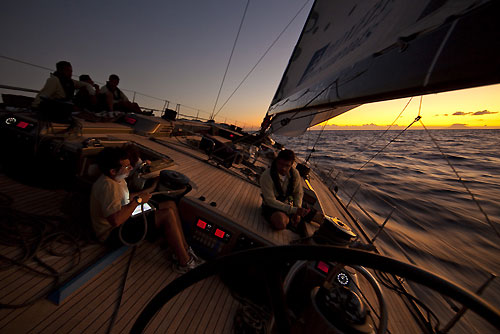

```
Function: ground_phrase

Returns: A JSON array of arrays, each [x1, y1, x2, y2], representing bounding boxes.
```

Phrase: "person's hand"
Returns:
[[296, 207, 310, 217], [139, 192, 152, 203], [291, 214, 301, 224]]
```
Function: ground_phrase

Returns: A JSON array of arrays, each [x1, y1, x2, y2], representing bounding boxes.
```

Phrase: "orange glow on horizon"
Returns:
[[322, 84, 500, 129]]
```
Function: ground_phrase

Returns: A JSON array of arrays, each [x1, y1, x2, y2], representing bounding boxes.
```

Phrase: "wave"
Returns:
[[277, 129, 500, 307]]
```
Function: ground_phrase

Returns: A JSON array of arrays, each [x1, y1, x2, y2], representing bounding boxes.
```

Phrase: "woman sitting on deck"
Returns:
[[89, 147, 201, 273]]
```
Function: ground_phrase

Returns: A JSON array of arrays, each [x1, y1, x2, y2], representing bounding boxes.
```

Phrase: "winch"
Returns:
[[313, 216, 357, 246], [155, 170, 193, 200]]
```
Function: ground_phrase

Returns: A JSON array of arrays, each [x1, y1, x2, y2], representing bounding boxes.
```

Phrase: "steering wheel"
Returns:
[[131, 245, 500, 333], [279, 260, 387, 333]]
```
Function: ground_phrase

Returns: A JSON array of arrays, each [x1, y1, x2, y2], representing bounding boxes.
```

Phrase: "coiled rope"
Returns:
[[0, 192, 82, 309]]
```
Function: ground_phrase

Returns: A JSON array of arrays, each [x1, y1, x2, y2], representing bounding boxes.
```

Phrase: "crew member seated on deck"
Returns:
[[32, 61, 94, 122], [74, 74, 100, 111], [98, 74, 141, 114], [89, 147, 202, 273], [260, 149, 309, 230]]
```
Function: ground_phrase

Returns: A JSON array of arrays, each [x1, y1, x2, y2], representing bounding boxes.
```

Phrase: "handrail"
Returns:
[[0, 84, 39, 94], [0, 83, 251, 128]]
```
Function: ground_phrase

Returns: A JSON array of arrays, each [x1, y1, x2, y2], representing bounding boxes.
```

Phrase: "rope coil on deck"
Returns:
[[0, 192, 83, 308]]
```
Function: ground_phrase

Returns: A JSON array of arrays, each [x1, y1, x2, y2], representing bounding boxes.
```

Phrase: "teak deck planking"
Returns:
[[0, 127, 424, 333]]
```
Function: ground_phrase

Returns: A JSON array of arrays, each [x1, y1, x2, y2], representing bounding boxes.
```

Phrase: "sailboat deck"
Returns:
[[1, 241, 239, 333], [110, 133, 309, 245], [0, 132, 311, 333], [0, 172, 241, 334], [0, 126, 424, 333]]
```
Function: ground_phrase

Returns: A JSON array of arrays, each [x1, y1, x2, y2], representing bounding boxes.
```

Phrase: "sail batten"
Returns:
[[268, 0, 500, 136]]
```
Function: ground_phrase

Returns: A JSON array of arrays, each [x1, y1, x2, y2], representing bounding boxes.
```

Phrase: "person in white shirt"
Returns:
[[32, 61, 94, 122], [98, 74, 141, 113], [90, 147, 201, 273], [74, 74, 100, 111]]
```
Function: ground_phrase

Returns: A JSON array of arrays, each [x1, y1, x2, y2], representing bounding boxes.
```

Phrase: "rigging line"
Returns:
[[266, 72, 370, 136], [305, 121, 327, 163], [417, 95, 422, 116], [340, 97, 414, 166], [0, 54, 54, 72], [210, 0, 250, 120], [213, 0, 312, 119], [341, 115, 422, 187], [0, 54, 209, 116], [0, 54, 106, 87], [306, 129, 312, 153], [424, 19, 458, 87], [419, 119, 499, 240], [266, 86, 337, 136], [208, 85, 338, 159], [267, 66, 368, 132]]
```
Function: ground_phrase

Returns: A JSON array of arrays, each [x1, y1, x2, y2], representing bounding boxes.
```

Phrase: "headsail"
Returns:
[[268, 0, 500, 136]]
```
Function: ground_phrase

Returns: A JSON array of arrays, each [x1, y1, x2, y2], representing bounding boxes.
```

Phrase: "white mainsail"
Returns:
[[268, 0, 499, 136]]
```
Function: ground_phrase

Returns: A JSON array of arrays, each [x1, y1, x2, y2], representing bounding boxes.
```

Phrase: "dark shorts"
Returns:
[[106, 212, 157, 248], [261, 205, 288, 223], [261, 205, 317, 226]]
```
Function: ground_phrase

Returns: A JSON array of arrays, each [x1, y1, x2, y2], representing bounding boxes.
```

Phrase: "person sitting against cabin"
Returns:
[[74, 74, 100, 111], [98, 74, 142, 114], [32, 61, 94, 122], [260, 149, 309, 231], [90, 147, 202, 273]]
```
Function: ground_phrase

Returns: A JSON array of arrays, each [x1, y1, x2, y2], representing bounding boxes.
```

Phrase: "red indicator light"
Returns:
[[230, 134, 234, 138], [215, 229, 225, 238], [125, 117, 137, 125], [317, 261, 330, 274], [196, 219, 207, 229], [17, 121, 29, 129]]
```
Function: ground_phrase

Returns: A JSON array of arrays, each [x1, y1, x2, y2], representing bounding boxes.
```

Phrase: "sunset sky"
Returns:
[[1, 0, 499, 130], [317, 83, 500, 130]]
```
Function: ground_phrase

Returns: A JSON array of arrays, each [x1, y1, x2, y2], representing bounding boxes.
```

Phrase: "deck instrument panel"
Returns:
[[179, 196, 271, 259]]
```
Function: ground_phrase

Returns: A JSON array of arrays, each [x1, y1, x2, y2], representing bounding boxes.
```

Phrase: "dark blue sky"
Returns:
[[1, 0, 313, 127]]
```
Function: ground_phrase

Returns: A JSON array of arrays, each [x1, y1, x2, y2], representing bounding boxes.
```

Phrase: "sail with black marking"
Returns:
[[268, 0, 500, 136]]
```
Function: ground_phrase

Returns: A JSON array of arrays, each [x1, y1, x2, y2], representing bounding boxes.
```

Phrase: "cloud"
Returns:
[[451, 110, 498, 116], [449, 123, 468, 128], [472, 110, 497, 115]]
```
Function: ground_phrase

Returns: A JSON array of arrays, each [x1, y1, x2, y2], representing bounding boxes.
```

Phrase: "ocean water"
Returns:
[[276, 129, 500, 332]]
